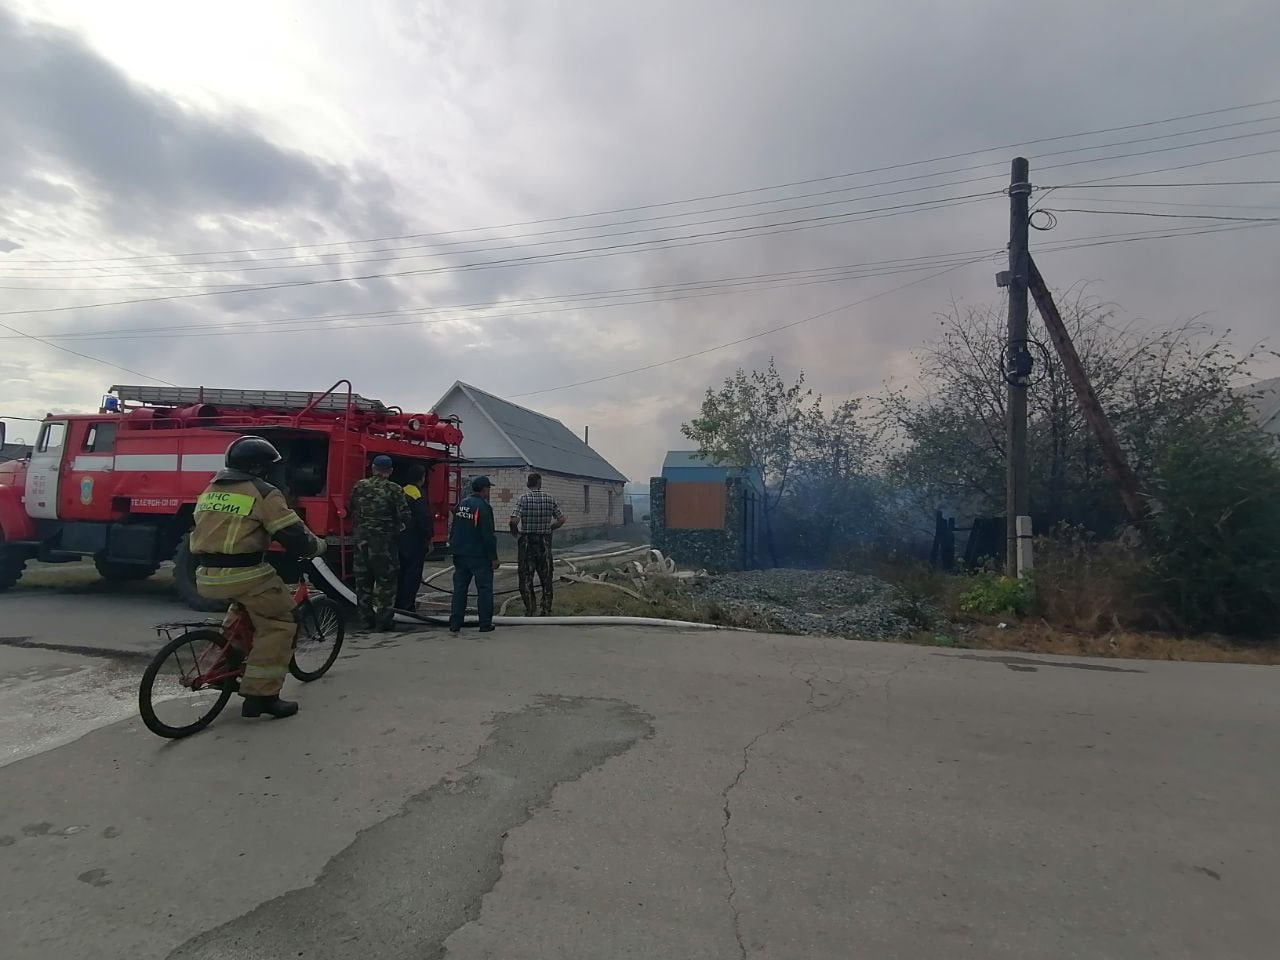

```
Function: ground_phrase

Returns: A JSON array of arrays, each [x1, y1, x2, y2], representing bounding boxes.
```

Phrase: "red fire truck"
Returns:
[[0, 382, 463, 609]]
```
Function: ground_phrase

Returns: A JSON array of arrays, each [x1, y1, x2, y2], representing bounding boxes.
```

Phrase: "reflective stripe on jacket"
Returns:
[[191, 471, 310, 588]]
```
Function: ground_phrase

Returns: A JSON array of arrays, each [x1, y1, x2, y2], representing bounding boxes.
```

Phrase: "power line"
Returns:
[[1031, 128, 1280, 178], [0, 193, 999, 315], [8, 95, 1279, 268], [512, 259, 989, 397], [10, 112, 1280, 284], [6, 217, 1272, 344], [1034, 219, 1277, 254], [1044, 208, 1280, 223], [1040, 179, 1280, 189], [6, 220, 1272, 390], [0, 320, 176, 386], [1038, 196, 1280, 211], [1, 189, 1006, 284], [1061, 146, 1280, 185], [2, 255, 999, 343], [512, 220, 1280, 396], [7, 132, 1280, 304]]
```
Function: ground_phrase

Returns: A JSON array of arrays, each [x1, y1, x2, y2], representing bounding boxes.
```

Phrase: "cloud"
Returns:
[[2, 0, 1279, 485], [0, 4, 404, 241]]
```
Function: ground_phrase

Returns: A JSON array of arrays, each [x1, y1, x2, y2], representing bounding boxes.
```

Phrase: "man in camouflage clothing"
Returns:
[[509, 472, 565, 616], [348, 455, 410, 631]]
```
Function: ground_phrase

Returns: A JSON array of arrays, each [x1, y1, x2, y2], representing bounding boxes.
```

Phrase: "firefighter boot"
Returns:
[[241, 695, 299, 719]]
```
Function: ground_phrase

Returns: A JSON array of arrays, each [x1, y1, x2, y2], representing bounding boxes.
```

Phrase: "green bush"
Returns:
[[1145, 411, 1280, 635], [957, 573, 1032, 616]]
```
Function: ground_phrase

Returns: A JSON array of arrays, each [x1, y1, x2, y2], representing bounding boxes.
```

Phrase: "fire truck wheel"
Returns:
[[0, 549, 25, 592], [173, 536, 229, 613], [94, 555, 160, 583]]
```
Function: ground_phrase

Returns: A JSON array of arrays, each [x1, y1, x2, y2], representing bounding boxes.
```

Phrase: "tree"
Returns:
[[1146, 408, 1280, 634], [879, 290, 1280, 635], [681, 360, 822, 565], [781, 399, 891, 564], [878, 291, 1259, 536]]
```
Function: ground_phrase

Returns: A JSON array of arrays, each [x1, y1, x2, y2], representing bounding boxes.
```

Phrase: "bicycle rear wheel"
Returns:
[[290, 596, 345, 681], [138, 629, 235, 739]]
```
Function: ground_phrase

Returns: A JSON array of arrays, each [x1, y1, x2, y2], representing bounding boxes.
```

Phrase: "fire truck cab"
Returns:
[[0, 382, 463, 610]]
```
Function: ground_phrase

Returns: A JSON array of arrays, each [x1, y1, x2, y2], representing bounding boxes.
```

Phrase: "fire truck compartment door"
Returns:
[[24, 420, 67, 519]]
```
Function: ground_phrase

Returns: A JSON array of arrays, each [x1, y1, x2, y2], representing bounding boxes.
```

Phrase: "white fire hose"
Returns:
[[310, 557, 726, 631]]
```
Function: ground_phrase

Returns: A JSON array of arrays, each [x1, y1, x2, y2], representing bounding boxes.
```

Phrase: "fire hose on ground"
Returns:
[[309, 552, 727, 631]]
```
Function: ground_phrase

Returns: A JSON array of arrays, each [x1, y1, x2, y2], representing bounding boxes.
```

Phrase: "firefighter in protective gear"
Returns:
[[348, 454, 411, 631], [191, 436, 327, 720]]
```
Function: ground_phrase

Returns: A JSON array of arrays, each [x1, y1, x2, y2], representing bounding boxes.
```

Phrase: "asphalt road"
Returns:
[[1, 579, 1278, 958]]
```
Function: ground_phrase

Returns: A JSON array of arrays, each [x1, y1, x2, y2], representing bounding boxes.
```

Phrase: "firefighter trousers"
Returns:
[[200, 575, 296, 698], [396, 545, 427, 611]]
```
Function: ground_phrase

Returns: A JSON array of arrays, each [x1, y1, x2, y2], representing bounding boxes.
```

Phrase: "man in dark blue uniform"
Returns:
[[448, 476, 499, 636]]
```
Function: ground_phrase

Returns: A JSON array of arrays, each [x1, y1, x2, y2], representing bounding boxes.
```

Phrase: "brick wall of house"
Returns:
[[478, 466, 624, 534]]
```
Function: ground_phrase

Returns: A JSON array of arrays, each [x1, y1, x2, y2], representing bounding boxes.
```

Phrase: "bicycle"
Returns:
[[138, 570, 345, 739]]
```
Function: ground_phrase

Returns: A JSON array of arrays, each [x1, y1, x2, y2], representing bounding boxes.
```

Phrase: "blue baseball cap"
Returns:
[[371, 455, 393, 470], [471, 475, 492, 492]]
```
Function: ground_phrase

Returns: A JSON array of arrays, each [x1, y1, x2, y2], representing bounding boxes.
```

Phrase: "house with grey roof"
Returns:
[[432, 382, 628, 533]]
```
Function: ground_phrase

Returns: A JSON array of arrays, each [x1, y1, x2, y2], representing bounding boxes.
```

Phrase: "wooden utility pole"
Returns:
[[1003, 158, 1033, 576], [1027, 256, 1148, 523]]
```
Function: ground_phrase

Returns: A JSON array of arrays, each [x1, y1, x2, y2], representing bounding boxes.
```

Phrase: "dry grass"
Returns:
[[19, 559, 1278, 665], [1031, 531, 1168, 631], [961, 617, 1280, 665], [556, 574, 1280, 665], [551, 580, 763, 629]]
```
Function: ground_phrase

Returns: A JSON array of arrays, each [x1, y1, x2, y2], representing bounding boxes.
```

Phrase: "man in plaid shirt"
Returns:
[[509, 473, 565, 615]]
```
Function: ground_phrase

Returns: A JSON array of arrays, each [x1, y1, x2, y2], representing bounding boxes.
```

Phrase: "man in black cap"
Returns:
[[448, 475, 499, 635]]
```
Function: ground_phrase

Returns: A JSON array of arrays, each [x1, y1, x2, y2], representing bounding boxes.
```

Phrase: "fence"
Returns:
[[930, 512, 1006, 571]]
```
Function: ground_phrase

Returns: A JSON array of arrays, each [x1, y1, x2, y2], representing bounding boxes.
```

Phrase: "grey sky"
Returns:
[[1, 0, 1277, 480]]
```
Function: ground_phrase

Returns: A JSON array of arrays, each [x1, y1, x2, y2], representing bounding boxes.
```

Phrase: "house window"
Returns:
[[607, 488, 615, 519], [84, 422, 118, 453], [583, 484, 590, 513]]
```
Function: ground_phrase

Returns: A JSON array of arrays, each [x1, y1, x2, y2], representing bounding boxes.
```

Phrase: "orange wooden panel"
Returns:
[[666, 482, 726, 530]]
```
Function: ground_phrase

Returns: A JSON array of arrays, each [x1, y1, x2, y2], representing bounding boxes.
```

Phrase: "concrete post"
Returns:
[[1015, 515, 1034, 578]]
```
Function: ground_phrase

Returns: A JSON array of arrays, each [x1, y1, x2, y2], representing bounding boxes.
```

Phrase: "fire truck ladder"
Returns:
[[111, 385, 389, 414]]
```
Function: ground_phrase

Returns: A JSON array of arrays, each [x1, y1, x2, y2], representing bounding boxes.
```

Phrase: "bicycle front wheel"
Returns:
[[138, 629, 235, 739], [290, 596, 345, 681]]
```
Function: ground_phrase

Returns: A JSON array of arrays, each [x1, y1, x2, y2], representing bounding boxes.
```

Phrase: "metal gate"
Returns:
[[739, 485, 761, 569]]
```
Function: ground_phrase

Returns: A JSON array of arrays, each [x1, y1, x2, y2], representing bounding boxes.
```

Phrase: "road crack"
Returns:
[[166, 696, 653, 960], [720, 639, 855, 958]]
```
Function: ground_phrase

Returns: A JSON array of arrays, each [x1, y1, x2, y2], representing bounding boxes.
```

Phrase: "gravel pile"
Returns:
[[693, 569, 933, 640]]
